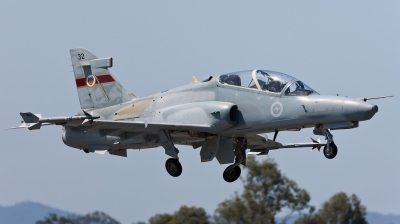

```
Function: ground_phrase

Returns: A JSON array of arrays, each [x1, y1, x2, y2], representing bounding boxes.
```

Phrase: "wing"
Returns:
[[10, 112, 326, 156], [9, 113, 212, 133], [86, 120, 211, 132]]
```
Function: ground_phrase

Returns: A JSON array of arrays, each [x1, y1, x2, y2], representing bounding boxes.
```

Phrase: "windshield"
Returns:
[[285, 81, 318, 96], [218, 70, 318, 95], [219, 70, 295, 93], [252, 70, 294, 93]]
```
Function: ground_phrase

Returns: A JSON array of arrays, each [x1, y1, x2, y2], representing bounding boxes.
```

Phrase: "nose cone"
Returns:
[[371, 105, 378, 114], [359, 104, 378, 121]]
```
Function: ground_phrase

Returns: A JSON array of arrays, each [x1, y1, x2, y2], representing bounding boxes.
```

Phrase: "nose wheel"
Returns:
[[223, 165, 241, 182], [165, 158, 182, 177], [323, 143, 338, 159], [314, 125, 339, 159]]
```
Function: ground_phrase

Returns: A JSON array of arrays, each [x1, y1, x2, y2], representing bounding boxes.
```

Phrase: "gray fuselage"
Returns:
[[62, 76, 377, 151]]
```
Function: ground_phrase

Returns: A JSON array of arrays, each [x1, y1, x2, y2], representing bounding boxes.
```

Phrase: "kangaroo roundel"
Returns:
[[270, 101, 283, 117]]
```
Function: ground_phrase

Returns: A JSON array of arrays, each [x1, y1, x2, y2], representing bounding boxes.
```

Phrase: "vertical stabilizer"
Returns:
[[70, 48, 134, 109]]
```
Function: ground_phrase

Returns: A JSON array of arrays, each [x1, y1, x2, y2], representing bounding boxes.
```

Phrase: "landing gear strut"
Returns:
[[223, 137, 247, 183], [159, 130, 183, 177]]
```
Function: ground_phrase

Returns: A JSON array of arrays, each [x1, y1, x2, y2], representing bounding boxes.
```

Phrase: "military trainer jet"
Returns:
[[10, 48, 392, 182]]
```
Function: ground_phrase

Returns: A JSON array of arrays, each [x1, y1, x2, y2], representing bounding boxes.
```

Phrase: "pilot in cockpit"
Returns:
[[263, 80, 282, 93], [256, 70, 283, 93], [220, 74, 241, 86]]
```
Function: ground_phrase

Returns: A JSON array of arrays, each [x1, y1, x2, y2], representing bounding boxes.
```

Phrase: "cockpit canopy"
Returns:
[[218, 70, 318, 96]]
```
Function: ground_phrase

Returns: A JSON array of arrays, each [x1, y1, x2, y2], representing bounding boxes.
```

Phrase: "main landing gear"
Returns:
[[223, 165, 241, 182], [164, 146, 182, 177], [314, 125, 338, 159], [159, 130, 183, 177], [165, 158, 182, 177], [160, 129, 247, 182], [223, 137, 247, 183]]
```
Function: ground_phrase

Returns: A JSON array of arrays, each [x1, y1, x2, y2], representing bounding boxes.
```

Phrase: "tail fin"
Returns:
[[70, 48, 135, 109]]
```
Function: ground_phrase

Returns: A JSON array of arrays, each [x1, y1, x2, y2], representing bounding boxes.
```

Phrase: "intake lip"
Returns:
[[230, 105, 238, 123]]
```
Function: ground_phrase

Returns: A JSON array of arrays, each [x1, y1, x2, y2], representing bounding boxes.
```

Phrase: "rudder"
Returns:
[[70, 48, 134, 109]]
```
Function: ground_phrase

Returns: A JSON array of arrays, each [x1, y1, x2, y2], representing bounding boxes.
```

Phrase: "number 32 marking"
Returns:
[[78, 53, 85, 60]]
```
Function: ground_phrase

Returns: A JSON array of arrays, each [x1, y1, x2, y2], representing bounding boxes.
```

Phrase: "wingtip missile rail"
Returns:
[[38, 115, 101, 124], [8, 112, 100, 130]]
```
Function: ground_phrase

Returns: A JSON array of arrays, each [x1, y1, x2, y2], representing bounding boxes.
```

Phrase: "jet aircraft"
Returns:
[[10, 48, 392, 182]]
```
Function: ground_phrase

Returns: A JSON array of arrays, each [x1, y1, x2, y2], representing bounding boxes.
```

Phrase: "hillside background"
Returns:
[[1, 201, 399, 224]]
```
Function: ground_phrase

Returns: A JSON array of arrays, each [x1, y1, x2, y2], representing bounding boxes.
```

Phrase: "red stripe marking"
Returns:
[[97, 74, 115, 83], [75, 74, 116, 88], [76, 78, 86, 88]]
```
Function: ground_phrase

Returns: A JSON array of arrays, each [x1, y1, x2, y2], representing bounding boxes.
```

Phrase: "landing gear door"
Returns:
[[216, 138, 235, 164], [200, 137, 235, 164], [200, 137, 219, 162]]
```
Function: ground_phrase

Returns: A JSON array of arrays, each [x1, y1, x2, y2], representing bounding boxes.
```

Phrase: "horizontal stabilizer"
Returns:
[[8, 112, 44, 130], [28, 122, 42, 130], [84, 57, 113, 69], [20, 112, 42, 123]]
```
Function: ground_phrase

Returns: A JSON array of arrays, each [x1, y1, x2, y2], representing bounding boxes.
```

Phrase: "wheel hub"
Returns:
[[323, 143, 338, 159], [168, 164, 177, 174], [225, 169, 236, 177], [223, 165, 241, 183]]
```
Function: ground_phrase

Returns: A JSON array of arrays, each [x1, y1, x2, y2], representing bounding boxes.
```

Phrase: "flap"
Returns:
[[68, 120, 212, 137]]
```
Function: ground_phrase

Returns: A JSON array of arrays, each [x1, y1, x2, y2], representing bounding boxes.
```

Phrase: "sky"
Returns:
[[1, 1, 399, 223]]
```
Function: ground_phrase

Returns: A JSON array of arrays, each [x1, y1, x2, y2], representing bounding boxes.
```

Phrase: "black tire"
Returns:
[[165, 158, 182, 177], [323, 143, 338, 159], [223, 165, 241, 183]]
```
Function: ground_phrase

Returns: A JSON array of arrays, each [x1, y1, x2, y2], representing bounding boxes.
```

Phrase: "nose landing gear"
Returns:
[[314, 125, 339, 159]]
